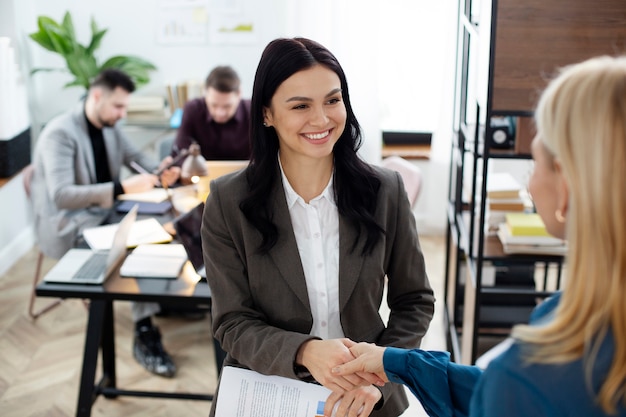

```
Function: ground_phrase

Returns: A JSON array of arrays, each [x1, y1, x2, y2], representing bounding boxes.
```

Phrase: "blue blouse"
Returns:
[[383, 293, 625, 416]]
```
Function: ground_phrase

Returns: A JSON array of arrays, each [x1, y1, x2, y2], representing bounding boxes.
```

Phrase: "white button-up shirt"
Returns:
[[279, 162, 343, 340]]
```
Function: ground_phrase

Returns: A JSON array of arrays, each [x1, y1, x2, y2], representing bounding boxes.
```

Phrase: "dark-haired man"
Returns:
[[171, 65, 251, 160], [31, 68, 180, 378]]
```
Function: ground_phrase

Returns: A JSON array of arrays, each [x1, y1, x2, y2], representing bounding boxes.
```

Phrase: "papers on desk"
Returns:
[[83, 218, 173, 250], [118, 188, 169, 203], [120, 244, 187, 279], [216, 366, 339, 417]]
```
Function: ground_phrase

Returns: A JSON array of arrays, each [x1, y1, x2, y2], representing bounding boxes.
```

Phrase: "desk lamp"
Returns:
[[181, 142, 209, 185]]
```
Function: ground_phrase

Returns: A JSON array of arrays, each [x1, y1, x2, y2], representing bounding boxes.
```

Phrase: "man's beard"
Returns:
[[98, 116, 117, 128]]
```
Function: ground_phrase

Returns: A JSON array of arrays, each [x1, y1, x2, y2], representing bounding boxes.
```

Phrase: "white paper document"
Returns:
[[120, 243, 187, 278], [216, 366, 333, 417], [118, 188, 169, 203], [83, 218, 173, 250]]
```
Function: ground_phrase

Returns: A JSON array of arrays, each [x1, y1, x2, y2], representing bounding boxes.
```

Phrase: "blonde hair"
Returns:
[[512, 55, 626, 413]]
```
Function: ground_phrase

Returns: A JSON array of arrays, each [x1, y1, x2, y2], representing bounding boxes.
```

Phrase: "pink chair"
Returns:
[[381, 156, 423, 208], [22, 164, 63, 319], [22, 164, 89, 319]]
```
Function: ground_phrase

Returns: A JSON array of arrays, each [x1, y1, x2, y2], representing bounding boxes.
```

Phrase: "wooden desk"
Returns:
[[382, 143, 431, 160], [36, 262, 223, 417]]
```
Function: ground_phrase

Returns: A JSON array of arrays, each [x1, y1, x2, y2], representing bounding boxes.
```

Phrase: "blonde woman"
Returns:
[[333, 55, 626, 416]]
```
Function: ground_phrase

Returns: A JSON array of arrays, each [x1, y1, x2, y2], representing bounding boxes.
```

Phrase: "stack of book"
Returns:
[[125, 95, 171, 126], [497, 212, 567, 255], [485, 172, 530, 233]]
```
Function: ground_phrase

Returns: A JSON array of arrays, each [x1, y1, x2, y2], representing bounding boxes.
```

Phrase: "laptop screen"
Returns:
[[173, 202, 205, 273]]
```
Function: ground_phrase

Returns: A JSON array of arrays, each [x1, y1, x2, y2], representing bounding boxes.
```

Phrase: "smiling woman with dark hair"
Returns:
[[201, 37, 435, 417]]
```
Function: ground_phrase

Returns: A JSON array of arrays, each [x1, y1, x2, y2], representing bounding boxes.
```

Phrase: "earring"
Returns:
[[263, 122, 268, 127], [555, 209, 566, 223]]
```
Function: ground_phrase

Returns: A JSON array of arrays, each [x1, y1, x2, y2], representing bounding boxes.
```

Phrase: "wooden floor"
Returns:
[[0, 234, 446, 417]]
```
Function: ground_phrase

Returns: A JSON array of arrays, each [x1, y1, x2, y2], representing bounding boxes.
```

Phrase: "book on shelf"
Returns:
[[488, 197, 526, 211], [487, 172, 522, 199], [497, 226, 567, 256], [505, 212, 550, 236], [498, 224, 565, 246]]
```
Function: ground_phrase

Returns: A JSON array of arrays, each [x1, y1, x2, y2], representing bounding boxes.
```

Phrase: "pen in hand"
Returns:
[[130, 160, 151, 175], [129, 161, 162, 188]]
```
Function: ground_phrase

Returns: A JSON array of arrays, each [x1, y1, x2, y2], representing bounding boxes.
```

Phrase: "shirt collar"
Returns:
[[278, 153, 336, 209]]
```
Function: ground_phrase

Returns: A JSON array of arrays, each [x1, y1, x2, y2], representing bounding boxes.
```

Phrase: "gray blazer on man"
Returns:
[[31, 102, 158, 259], [202, 165, 435, 416]]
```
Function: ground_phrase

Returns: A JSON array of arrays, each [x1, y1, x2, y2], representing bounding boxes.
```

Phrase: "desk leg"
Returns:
[[101, 300, 117, 397], [76, 300, 107, 417]]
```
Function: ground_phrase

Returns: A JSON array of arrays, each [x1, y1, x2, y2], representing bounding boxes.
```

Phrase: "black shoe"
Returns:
[[133, 325, 176, 378], [156, 304, 206, 320]]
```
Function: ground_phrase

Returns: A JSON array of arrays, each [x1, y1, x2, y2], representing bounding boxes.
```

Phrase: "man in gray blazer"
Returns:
[[30, 69, 180, 378]]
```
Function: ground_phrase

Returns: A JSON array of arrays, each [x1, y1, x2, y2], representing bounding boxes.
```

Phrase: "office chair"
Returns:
[[381, 155, 423, 208], [22, 164, 63, 319]]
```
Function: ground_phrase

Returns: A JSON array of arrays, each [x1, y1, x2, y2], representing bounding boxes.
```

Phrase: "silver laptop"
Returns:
[[43, 204, 138, 285]]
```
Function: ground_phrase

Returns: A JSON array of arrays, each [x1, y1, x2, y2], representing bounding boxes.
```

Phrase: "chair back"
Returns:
[[381, 156, 423, 208], [22, 163, 35, 198]]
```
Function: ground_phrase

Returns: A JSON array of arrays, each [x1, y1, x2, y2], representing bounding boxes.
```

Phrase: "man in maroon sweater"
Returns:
[[171, 66, 251, 161]]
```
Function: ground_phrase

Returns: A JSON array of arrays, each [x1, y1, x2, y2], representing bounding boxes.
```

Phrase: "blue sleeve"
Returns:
[[470, 357, 558, 417], [384, 348, 482, 417]]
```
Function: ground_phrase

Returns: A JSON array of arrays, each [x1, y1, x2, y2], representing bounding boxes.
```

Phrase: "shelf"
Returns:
[[445, 0, 616, 364]]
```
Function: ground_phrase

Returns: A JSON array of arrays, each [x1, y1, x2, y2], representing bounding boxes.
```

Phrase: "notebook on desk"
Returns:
[[43, 205, 138, 285], [173, 202, 206, 278]]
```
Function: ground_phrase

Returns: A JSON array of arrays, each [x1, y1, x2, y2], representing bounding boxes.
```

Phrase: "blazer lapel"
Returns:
[[72, 104, 97, 183], [338, 216, 366, 311], [267, 177, 311, 310]]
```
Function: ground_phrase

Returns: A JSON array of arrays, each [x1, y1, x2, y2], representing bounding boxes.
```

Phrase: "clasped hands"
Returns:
[[297, 339, 389, 417]]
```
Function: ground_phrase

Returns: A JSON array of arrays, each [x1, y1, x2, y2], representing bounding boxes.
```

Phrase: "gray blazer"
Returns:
[[30, 102, 158, 259], [202, 165, 435, 416]]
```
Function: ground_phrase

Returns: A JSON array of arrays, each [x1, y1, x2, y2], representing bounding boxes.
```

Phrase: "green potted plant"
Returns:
[[29, 11, 156, 90]]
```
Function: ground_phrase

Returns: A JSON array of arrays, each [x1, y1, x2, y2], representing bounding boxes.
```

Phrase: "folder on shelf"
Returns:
[[487, 172, 522, 199]]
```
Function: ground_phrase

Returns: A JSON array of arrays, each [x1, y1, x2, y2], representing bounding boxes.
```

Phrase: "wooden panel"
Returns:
[[514, 116, 535, 155], [492, 0, 626, 112]]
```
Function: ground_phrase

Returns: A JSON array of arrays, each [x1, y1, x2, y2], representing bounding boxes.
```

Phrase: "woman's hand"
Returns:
[[323, 385, 382, 417], [296, 339, 380, 393], [332, 342, 389, 384]]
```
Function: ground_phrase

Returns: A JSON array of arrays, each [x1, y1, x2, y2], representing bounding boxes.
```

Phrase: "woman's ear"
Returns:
[[554, 159, 569, 220], [263, 107, 273, 127]]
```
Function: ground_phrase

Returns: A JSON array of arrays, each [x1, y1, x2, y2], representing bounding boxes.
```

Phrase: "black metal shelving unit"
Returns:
[[444, 0, 567, 365], [446, 0, 626, 364]]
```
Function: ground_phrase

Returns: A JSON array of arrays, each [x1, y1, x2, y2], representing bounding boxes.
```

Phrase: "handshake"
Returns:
[[297, 339, 390, 417]]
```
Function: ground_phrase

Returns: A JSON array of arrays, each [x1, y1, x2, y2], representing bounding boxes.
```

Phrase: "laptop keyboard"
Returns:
[[73, 252, 109, 281]]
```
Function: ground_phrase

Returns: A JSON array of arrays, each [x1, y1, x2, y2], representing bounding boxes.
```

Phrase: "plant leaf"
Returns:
[[30, 67, 68, 75], [28, 16, 62, 52], [29, 31, 56, 52], [65, 49, 99, 89], [61, 11, 79, 52], [41, 19, 71, 55], [87, 29, 107, 56], [29, 11, 156, 90]]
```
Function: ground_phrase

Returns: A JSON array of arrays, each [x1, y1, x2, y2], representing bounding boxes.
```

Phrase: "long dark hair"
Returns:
[[241, 37, 382, 254]]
